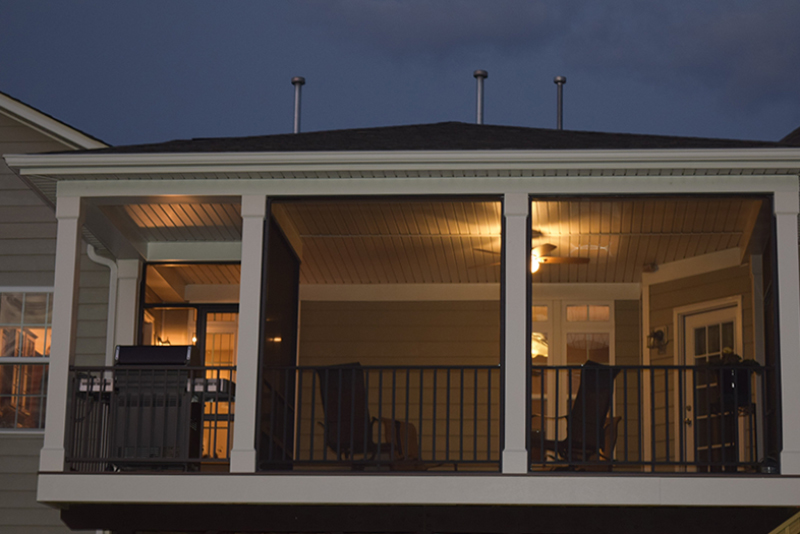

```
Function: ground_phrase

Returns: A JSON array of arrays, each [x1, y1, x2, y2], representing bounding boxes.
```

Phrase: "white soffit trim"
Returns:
[[299, 283, 501, 301], [0, 92, 106, 150], [7, 147, 800, 176], [641, 247, 742, 285], [532, 283, 640, 300], [147, 242, 242, 261]]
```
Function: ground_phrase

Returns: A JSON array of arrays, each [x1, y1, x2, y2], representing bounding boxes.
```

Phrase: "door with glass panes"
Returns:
[[681, 304, 741, 468]]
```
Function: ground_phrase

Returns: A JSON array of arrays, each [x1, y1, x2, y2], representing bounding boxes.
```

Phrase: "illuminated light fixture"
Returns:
[[530, 251, 541, 274], [267, 337, 282, 343], [192, 336, 198, 344]]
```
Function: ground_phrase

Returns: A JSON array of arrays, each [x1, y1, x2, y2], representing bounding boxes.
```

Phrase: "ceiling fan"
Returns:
[[474, 243, 590, 273]]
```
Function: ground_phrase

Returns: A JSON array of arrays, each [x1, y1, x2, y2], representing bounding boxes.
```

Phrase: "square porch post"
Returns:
[[230, 195, 267, 473], [502, 193, 530, 473], [39, 196, 83, 472], [774, 192, 800, 474]]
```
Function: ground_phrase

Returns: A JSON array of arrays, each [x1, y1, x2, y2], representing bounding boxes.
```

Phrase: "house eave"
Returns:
[[7, 147, 800, 177]]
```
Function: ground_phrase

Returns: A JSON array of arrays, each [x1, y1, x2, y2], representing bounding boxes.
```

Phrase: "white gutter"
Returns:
[[7, 147, 800, 176], [86, 244, 117, 366]]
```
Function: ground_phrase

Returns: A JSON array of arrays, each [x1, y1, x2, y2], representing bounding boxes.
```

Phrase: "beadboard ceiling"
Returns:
[[107, 196, 767, 285]]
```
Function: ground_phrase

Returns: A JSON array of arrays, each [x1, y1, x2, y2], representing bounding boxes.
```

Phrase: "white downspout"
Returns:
[[86, 244, 117, 366]]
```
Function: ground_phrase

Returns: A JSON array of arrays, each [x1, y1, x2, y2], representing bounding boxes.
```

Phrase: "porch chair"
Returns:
[[316, 363, 425, 469], [530, 360, 621, 469]]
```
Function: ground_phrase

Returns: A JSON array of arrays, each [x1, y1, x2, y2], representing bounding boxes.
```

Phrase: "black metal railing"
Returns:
[[258, 365, 502, 471], [65, 365, 236, 472], [529, 364, 776, 473]]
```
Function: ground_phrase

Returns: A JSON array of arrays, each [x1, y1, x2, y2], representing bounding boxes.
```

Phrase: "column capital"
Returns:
[[241, 195, 267, 218], [504, 193, 529, 217], [774, 192, 799, 216], [55, 196, 82, 219]]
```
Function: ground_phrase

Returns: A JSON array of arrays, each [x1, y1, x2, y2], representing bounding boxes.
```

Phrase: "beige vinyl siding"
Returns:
[[0, 113, 60, 288], [0, 434, 73, 533], [613, 299, 642, 465], [75, 249, 109, 366], [297, 300, 501, 466], [0, 110, 106, 533], [648, 264, 754, 464]]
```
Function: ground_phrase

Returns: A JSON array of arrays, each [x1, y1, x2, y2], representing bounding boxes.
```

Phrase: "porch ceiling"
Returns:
[[276, 196, 764, 285], [102, 196, 765, 286], [101, 202, 243, 242]]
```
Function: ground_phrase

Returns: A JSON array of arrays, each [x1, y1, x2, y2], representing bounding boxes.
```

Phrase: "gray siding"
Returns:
[[0, 111, 106, 533], [0, 434, 67, 533]]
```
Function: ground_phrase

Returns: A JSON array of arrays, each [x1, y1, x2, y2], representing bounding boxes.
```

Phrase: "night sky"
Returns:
[[2, 1, 799, 147]]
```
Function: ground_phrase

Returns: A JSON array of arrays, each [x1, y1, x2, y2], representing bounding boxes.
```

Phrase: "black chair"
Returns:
[[531, 360, 620, 467], [316, 363, 391, 464]]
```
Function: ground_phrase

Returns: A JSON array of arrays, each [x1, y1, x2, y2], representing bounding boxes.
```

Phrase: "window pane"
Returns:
[[142, 307, 197, 347], [0, 363, 47, 429], [23, 294, 49, 324], [708, 324, 721, 354], [566, 333, 610, 364], [531, 306, 548, 322], [694, 327, 706, 357], [20, 327, 48, 357], [1, 328, 19, 358], [531, 332, 548, 364], [566, 305, 588, 322], [588, 305, 610, 322], [0, 293, 22, 325], [721, 322, 735, 353]]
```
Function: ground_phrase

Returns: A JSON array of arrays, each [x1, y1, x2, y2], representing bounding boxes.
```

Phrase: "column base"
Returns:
[[780, 451, 800, 475], [39, 447, 65, 472], [502, 449, 529, 474], [230, 449, 257, 473]]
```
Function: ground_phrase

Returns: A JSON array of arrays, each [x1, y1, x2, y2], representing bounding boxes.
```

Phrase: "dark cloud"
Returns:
[[294, 0, 570, 56], [561, 1, 800, 110]]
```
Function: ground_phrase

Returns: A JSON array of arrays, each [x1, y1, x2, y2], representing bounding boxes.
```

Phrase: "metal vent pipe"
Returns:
[[473, 70, 488, 124], [554, 76, 566, 130], [292, 76, 305, 134]]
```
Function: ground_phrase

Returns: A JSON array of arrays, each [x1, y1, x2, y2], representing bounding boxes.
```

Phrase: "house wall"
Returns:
[[0, 111, 103, 533], [296, 299, 501, 466], [648, 264, 754, 463], [614, 299, 642, 465]]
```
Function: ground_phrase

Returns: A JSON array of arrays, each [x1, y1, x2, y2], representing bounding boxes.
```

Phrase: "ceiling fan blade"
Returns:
[[474, 248, 501, 255], [532, 243, 557, 256], [538, 256, 590, 264]]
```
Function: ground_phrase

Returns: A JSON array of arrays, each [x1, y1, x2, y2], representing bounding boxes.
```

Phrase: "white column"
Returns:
[[230, 195, 267, 473], [39, 196, 83, 472], [502, 193, 530, 473], [774, 192, 800, 474], [113, 259, 142, 356]]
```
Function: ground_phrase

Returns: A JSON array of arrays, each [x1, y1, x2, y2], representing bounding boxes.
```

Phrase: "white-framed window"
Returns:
[[0, 289, 53, 430], [531, 299, 615, 424]]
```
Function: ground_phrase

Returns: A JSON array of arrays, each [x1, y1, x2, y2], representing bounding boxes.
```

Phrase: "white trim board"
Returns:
[[0, 92, 106, 150], [299, 283, 501, 301], [641, 248, 742, 285], [147, 242, 242, 261], [532, 283, 640, 300]]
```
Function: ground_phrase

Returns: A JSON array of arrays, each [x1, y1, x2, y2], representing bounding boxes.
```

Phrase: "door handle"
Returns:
[[685, 418, 692, 426]]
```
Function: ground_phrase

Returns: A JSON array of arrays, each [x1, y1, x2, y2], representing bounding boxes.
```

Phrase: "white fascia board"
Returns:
[[37, 473, 800, 507], [147, 242, 242, 261], [54, 174, 799, 199], [7, 147, 800, 176], [0, 93, 106, 150]]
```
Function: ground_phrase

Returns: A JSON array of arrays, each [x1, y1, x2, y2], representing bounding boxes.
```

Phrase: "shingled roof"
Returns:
[[82, 121, 787, 154]]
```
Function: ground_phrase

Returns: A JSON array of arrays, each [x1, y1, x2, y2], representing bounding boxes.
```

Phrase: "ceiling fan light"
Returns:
[[531, 253, 541, 273]]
